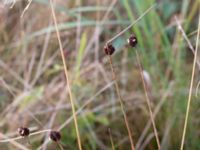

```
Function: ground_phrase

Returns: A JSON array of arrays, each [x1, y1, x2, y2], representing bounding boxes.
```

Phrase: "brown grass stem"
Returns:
[[180, 12, 200, 150], [108, 128, 115, 150], [135, 50, 160, 150], [49, 0, 82, 150], [108, 55, 135, 150]]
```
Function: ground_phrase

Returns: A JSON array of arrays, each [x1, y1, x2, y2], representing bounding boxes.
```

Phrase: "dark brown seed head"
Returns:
[[18, 127, 30, 137], [127, 34, 137, 47], [104, 43, 115, 55], [50, 131, 61, 142]]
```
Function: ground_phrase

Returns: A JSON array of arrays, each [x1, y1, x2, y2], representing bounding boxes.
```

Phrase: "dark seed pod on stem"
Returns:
[[104, 43, 115, 55], [18, 127, 30, 137], [50, 131, 61, 142], [127, 34, 137, 47]]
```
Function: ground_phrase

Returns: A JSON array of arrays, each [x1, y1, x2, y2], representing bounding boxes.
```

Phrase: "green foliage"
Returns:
[[75, 32, 87, 79]]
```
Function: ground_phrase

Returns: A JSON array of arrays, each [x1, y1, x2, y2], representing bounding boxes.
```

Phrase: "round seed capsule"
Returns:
[[18, 127, 30, 137], [104, 43, 115, 55], [50, 131, 61, 142], [127, 34, 137, 47]]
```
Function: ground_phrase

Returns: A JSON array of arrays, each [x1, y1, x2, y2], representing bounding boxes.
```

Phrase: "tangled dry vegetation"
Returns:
[[0, 0, 200, 150]]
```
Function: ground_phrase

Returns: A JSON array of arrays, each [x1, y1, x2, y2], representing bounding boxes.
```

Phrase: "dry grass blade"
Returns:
[[135, 50, 160, 150], [49, 0, 82, 150], [108, 55, 135, 150], [180, 12, 200, 150]]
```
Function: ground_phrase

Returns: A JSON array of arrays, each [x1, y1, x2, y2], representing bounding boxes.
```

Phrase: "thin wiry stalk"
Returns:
[[57, 142, 64, 150], [135, 50, 160, 150], [135, 82, 174, 149], [21, 0, 32, 18], [108, 128, 115, 150], [105, 9, 157, 147], [0, 129, 51, 142], [175, 16, 200, 70], [108, 55, 135, 150], [107, 4, 156, 44], [49, 1, 82, 150], [0, 133, 29, 150], [180, 13, 200, 150]]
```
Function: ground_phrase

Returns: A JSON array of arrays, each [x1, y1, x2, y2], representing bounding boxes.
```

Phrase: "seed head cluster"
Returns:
[[50, 131, 61, 142], [104, 43, 115, 55], [18, 127, 30, 137], [127, 34, 137, 47]]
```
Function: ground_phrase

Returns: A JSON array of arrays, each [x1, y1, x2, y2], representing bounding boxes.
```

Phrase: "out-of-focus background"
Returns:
[[0, 0, 199, 149]]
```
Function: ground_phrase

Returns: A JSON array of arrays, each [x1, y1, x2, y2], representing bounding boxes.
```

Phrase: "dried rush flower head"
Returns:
[[104, 43, 115, 55], [18, 127, 30, 137], [50, 131, 61, 142], [127, 34, 137, 47]]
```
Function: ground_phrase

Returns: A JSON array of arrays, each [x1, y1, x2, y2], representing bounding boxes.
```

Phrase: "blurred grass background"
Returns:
[[0, 0, 199, 149]]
